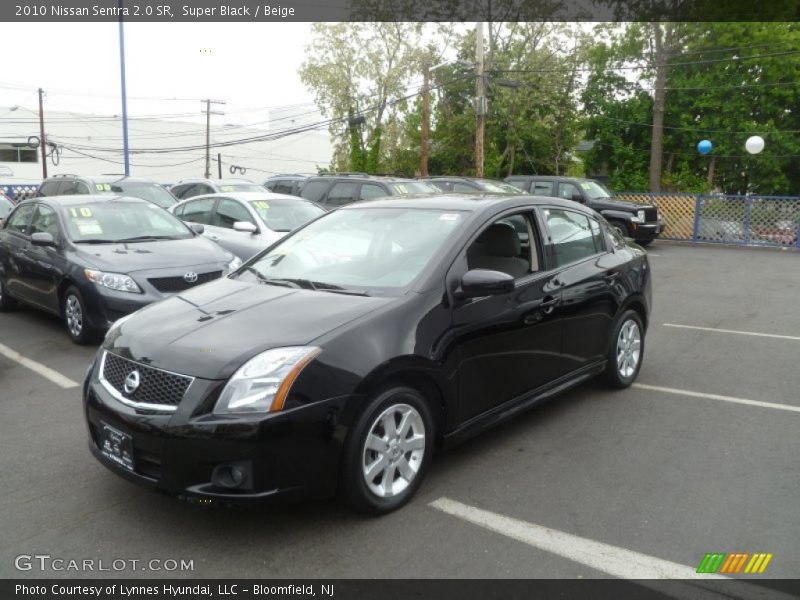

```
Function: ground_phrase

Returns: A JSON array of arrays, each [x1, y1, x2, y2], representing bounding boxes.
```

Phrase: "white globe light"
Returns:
[[745, 135, 765, 154]]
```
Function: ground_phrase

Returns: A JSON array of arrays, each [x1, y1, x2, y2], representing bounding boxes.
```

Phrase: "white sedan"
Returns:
[[170, 192, 325, 260]]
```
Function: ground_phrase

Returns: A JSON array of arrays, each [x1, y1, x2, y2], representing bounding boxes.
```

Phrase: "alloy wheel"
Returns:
[[65, 294, 83, 338], [616, 319, 641, 378], [361, 403, 426, 499]]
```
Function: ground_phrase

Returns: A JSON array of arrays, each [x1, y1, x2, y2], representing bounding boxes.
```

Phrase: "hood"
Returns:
[[105, 277, 394, 379], [75, 237, 230, 272], [589, 197, 654, 211]]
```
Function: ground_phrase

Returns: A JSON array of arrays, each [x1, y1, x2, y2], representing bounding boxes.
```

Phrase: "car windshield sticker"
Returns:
[[220, 185, 234, 192], [94, 183, 112, 191], [394, 184, 408, 194], [439, 213, 461, 221], [253, 201, 270, 210], [75, 219, 103, 236], [580, 182, 592, 190], [68, 207, 94, 218]]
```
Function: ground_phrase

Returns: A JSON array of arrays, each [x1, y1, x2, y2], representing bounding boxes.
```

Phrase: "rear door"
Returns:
[[539, 206, 620, 372]]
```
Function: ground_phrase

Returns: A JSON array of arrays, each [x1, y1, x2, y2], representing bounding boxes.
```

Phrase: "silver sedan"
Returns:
[[170, 192, 325, 260]]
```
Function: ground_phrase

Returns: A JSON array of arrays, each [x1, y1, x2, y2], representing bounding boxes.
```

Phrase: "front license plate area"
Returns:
[[100, 422, 135, 472]]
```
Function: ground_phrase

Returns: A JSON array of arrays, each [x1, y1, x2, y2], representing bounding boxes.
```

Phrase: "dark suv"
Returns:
[[505, 176, 662, 245], [37, 175, 178, 209], [263, 174, 309, 196], [299, 174, 439, 210]]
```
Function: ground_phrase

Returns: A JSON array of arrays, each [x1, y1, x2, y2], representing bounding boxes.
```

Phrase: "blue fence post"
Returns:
[[692, 195, 702, 242], [743, 196, 752, 245], [796, 222, 800, 249]]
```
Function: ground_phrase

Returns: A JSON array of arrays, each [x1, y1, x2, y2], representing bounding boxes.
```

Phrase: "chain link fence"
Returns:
[[617, 192, 800, 248]]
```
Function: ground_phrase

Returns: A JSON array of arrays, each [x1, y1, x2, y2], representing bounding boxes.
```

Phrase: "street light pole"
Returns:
[[475, 22, 486, 177], [117, 0, 130, 176], [38, 88, 47, 179]]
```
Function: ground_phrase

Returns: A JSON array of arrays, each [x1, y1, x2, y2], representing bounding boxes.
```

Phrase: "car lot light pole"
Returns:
[[118, 0, 130, 176]]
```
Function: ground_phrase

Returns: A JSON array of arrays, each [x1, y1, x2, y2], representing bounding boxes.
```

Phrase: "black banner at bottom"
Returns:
[[4, 579, 800, 600]]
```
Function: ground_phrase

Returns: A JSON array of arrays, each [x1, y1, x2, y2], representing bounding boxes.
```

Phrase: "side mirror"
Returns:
[[571, 190, 584, 203], [31, 232, 55, 247], [190, 223, 205, 234], [233, 221, 258, 234], [458, 269, 515, 299]]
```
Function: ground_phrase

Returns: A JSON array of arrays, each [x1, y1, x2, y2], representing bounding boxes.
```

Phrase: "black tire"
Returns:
[[62, 286, 100, 345], [610, 220, 631, 238], [602, 309, 645, 389], [638, 239, 653, 247], [340, 385, 435, 514], [0, 276, 18, 312]]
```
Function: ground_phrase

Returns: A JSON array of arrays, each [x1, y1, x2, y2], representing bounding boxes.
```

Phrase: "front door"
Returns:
[[24, 203, 63, 312], [452, 210, 564, 423]]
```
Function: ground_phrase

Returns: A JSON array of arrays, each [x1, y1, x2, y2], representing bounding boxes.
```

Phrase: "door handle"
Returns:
[[540, 295, 558, 315], [604, 271, 620, 283], [208, 235, 219, 241]]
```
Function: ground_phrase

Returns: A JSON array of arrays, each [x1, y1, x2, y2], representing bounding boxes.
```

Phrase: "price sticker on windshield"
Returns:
[[75, 219, 103, 235], [94, 183, 112, 191], [439, 213, 461, 221], [253, 201, 270, 210], [580, 182, 592, 190], [68, 207, 94, 218], [220, 185, 234, 192]]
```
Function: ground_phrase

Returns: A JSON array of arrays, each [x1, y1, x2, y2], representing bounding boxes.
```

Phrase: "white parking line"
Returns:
[[663, 323, 800, 342], [430, 498, 790, 600], [0, 342, 79, 389], [633, 383, 800, 414]]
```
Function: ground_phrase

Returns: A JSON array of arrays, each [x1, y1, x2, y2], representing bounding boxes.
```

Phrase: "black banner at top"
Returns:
[[3, 0, 800, 22]]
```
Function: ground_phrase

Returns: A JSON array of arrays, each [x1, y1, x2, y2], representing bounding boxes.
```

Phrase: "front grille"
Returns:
[[644, 207, 658, 223], [100, 351, 193, 411], [148, 270, 222, 293]]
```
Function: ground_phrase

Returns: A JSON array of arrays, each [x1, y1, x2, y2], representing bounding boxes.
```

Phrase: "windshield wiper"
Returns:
[[74, 238, 116, 244], [114, 235, 178, 243]]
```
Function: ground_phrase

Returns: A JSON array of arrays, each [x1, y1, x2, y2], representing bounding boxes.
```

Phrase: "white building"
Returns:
[[0, 105, 333, 191]]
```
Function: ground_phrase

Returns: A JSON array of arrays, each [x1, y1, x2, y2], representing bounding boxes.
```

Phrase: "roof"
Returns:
[[306, 174, 420, 183], [172, 178, 256, 185], [344, 192, 593, 214], [31, 194, 150, 207], [173, 191, 316, 204]]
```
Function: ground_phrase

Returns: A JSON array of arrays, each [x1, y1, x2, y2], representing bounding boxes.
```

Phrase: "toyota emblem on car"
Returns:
[[123, 371, 140, 395], [183, 272, 199, 283]]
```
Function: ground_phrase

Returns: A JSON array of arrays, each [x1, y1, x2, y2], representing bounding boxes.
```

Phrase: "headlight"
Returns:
[[631, 210, 646, 224], [214, 346, 321, 415], [227, 255, 242, 272], [85, 269, 141, 293]]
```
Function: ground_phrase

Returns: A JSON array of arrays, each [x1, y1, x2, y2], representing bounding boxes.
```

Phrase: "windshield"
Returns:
[[108, 181, 177, 208], [238, 207, 466, 293], [218, 183, 265, 193], [62, 201, 193, 243], [580, 180, 613, 199], [249, 199, 324, 232], [389, 182, 439, 195]]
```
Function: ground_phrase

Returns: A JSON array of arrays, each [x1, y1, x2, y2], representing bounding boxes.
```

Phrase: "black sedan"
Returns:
[[84, 193, 651, 513], [0, 195, 241, 344]]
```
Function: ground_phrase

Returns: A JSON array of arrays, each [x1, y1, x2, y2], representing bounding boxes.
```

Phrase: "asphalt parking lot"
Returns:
[[1, 241, 799, 582]]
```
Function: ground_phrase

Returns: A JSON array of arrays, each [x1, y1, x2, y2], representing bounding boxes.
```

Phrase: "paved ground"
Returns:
[[1, 241, 799, 583]]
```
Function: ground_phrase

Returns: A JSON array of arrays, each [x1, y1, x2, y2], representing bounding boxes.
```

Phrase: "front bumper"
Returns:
[[83, 356, 348, 503], [630, 222, 661, 242]]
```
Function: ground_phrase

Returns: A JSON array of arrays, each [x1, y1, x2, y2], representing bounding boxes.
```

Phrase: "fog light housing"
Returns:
[[211, 462, 253, 490]]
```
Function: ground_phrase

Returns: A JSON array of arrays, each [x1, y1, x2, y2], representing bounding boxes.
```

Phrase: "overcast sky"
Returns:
[[1, 23, 317, 126]]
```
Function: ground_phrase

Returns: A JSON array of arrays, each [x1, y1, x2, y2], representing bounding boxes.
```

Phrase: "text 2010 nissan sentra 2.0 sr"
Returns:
[[84, 193, 652, 514]]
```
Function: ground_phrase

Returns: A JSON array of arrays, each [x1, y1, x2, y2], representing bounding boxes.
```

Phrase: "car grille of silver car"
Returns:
[[99, 351, 194, 412], [148, 270, 223, 293]]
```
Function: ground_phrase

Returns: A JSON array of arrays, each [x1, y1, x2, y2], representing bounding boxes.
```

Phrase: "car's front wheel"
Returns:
[[63, 286, 100, 345], [602, 309, 644, 388], [0, 277, 18, 312], [340, 386, 434, 514]]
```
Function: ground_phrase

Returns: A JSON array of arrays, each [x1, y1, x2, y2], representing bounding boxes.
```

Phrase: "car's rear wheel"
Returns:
[[0, 277, 18, 312], [63, 286, 99, 345], [602, 309, 644, 389], [340, 385, 434, 514]]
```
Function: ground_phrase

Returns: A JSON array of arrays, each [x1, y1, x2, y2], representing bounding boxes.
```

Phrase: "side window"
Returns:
[[359, 183, 388, 200], [213, 198, 255, 229], [271, 180, 294, 195], [37, 181, 61, 197], [59, 179, 78, 195], [196, 185, 214, 196], [75, 181, 91, 194], [506, 179, 528, 192], [531, 181, 554, 196], [325, 182, 357, 207], [5, 203, 36, 235], [428, 180, 451, 192], [299, 180, 329, 202], [466, 212, 539, 279], [543, 208, 598, 267], [171, 185, 189, 199], [453, 182, 476, 193], [180, 198, 215, 225], [31, 205, 60, 238], [558, 182, 581, 201]]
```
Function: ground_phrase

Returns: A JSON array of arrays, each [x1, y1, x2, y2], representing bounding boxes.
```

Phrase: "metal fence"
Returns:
[[617, 192, 800, 249]]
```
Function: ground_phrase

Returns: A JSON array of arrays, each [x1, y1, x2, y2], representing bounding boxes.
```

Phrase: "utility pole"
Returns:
[[475, 22, 486, 177], [118, 0, 130, 176], [202, 99, 225, 178], [217, 152, 222, 179], [38, 88, 47, 179], [419, 59, 430, 177]]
